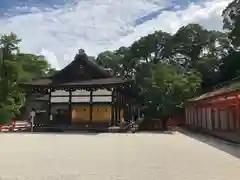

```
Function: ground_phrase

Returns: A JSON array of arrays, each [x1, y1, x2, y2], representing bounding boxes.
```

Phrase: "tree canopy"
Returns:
[[94, 0, 240, 121], [0, 33, 54, 124]]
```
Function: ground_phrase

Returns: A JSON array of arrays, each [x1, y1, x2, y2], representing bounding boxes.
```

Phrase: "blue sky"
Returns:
[[0, 0, 232, 69]]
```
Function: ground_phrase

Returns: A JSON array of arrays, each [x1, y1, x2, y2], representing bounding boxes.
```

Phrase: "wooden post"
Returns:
[[90, 90, 93, 123], [122, 94, 126, 121], [185, 107, 188, 125], [195, 107, 199, 127], [129, 99, 132, 122], [205, 107, 208, 129], [199, 107, 201, 128], [227, 107, 231, 131], [115, 90, 118, 125], [111, 88, 115, 126], [120, 94, 123, 121], [48, 89, 52, 123], [236, 96, 240, 131], [68, 90, 72, 125], [117, 91, 121, 122], [114, 90, 118, 125], [211, 108, 215, 130], [218, 108, 221, 131]]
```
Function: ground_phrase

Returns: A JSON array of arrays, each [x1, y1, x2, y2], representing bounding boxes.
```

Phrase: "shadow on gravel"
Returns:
[[179, 129, 240, 159]]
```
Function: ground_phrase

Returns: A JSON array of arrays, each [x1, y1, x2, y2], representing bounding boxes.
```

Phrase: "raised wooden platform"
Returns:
[[34, 122, 113, 132], [34, 120, 137, 133]]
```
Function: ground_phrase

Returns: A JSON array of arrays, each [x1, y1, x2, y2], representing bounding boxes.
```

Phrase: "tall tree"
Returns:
[[0, 33, 53, 124], [223, 0, 240, 48], [0, 33, 25, 123], [144, 63, 202, 129], [170, 24, 230, 89]]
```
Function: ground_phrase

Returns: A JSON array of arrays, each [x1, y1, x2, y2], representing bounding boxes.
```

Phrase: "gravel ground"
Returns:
[[0, 132, 240, 180]]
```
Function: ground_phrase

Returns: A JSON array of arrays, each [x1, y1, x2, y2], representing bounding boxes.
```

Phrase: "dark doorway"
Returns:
[[54, 109, 70, 125]]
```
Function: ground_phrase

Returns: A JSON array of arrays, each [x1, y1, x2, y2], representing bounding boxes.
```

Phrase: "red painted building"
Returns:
[[185, 80, 240, 132]]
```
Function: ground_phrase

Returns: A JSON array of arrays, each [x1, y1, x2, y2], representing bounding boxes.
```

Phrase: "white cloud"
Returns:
[[0, 0, 232, 69]]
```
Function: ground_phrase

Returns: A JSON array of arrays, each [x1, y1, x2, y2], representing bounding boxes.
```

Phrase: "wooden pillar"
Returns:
[[115, 90, 119, 124], [129, 99, 132, 121], [118, 92, 121, 122], [120, 94, 124, 119], [211, 108, 215, 130], [89, 90, 93, 123], [186, 107, 188, 125], [190, 107, 192, 126], [68, 90, 72, 125], [218, 108, 221, 131], [236, 96, 240, 131], [226, 107, 231, 131], [196, 107, 199, 127], [111, 88, 115, 126], [114, 90, 118, 125], [199, 107, 202, 128], [193, 108, 195, 126], [48, 89, 52, 122], [205, 107, 208, 129], [232, 107, 236, 131]]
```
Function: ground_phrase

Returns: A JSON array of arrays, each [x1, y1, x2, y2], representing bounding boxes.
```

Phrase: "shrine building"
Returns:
[[22, 50, 139, 130], [185, 78, 240, 132]]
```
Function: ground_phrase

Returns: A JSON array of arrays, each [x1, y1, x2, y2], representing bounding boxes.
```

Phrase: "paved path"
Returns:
[[0, 132, 240, 180]]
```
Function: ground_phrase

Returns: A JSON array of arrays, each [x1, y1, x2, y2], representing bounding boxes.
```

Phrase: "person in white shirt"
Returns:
[[29, 108, 36, 132]]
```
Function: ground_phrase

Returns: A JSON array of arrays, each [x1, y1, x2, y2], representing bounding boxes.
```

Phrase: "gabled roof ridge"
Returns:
[[52, 49, 112, 80]]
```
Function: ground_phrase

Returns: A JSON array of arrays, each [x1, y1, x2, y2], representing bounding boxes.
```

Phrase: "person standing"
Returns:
[[29, 108, 36, 132]]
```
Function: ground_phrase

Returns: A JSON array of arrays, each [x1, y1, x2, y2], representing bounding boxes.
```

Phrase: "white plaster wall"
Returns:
[[51, 90, 69, 96], [51, 97, 69, 103], [93, 89, 111, 95], [72, 90, 90, 96], [72, 96, 90, 103], [93, 96, 112, 102], [50, 89, 112, 103]]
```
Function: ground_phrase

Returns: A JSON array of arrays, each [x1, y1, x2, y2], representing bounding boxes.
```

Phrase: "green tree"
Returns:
[[0, 33, 53, 124], [220, 0, 240, 82], [93, 22, 232, 126], [145, 63, 202, 129], [223, 0, 240, 48], [0, 33, 25, 124], [170, 24, 230, 89]]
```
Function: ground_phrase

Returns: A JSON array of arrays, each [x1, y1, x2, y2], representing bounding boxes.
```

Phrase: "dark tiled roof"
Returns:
[[23, 78, 52, 86], [189, 80, 240, 102], [61, 77, 131, 86], [22, 51, 119, 87], [23, 77, 131, 87]]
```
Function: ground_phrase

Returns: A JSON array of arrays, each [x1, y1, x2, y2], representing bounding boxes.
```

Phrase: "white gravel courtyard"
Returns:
[[0, 132, 240, 180]]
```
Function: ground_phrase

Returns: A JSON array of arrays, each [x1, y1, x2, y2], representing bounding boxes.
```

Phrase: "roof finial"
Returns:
[[78, 49, 85, 55]]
